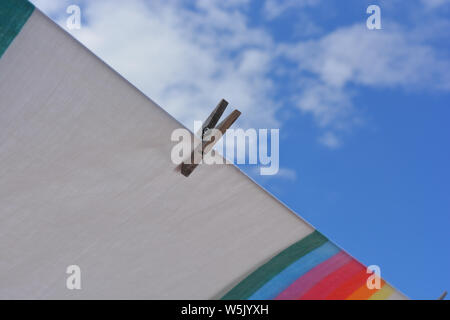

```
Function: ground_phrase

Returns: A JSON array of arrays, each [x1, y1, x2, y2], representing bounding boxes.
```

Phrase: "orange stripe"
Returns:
[[299, 259, 364, 300], [325, 268, 369, 300], [346, 279, 386, 300]]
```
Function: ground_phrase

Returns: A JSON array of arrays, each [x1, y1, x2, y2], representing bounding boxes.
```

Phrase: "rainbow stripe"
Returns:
[[222, 231, 396, 300]]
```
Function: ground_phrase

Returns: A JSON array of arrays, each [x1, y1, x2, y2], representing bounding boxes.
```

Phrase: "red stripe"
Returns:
[[275, 251, 351, 300], [298, 259, 365, 300], [325, 267, 370, 300]]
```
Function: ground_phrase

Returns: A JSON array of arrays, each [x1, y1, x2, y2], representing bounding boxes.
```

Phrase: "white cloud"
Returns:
[[420, 0, 450, 9], [276, 168, 297, 181], [31, 0, 450, 150], [30, 0, 72, 16], [280, 23, 450, 147], [318, 132, 341, 149], [250, 166, 297, 181], [263, 0, 320, 20], [35, 0, 280, 133]]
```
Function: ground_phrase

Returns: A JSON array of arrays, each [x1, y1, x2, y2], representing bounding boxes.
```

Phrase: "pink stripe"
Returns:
[[275, 251, 352, 300]]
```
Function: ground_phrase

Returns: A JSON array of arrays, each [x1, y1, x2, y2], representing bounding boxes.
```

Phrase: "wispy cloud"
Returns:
[[33, 0, 280, 132], [280, 22, 450, 147], [263, 0, 321, 20], [31, 0, 450, 150], [250, 166, 297, 182], [318, 131, 341, 149], [31, 0, 71, 15], [276, 168, 298, 181], [420, 0, 450, 10]]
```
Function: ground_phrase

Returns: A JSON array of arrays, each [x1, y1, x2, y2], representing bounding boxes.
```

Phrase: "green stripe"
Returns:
[[0, 0, 34, 59], [222, 230, 328, 300]]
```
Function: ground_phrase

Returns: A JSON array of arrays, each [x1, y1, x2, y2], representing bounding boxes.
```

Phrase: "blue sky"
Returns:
[[31, 0, 450, 299]]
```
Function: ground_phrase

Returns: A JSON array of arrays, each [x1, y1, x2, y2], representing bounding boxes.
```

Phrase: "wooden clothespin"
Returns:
[[181, 99, 241, 177]]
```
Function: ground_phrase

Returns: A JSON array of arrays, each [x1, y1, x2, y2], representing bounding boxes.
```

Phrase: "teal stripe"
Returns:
[[248, 242, 340, 300], [221, 230, 328, 300], [0, 0, 34, 59]]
